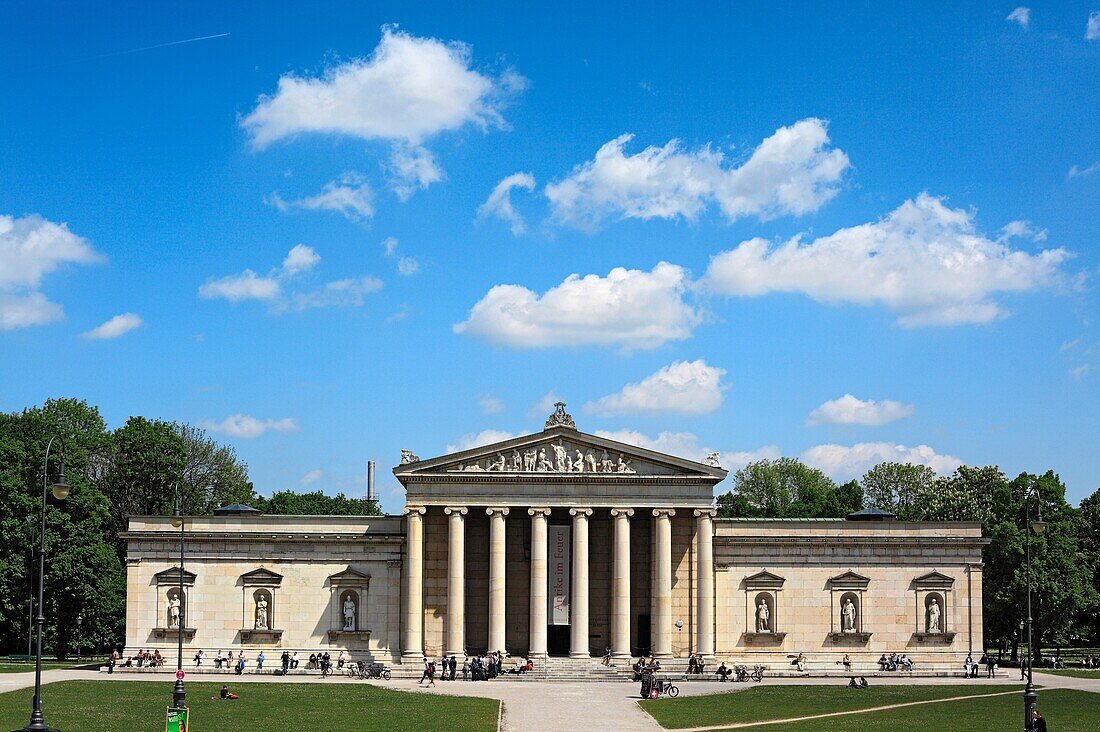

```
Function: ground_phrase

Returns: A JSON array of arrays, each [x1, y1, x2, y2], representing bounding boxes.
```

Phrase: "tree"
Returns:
[[1079, 487, 1100, 642], [717, 458, 841, 518], [174, 423, 255, 515], [254, 490, 382, 516], [861, 462, 937, 518]]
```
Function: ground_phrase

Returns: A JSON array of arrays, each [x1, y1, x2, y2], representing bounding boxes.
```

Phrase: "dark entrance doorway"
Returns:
[[636, 614, 651, 656], [548, 624, 570, 656]]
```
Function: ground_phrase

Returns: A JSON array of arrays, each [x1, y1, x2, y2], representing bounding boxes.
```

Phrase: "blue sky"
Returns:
[[1, 2, 1098, 512]]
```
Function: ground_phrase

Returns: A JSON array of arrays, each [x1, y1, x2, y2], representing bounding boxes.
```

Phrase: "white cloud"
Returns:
[[801, 442, 962, 480], [199, 269, 281, 302], [999, 220, 1047, 243], [200, 414, 299, 439], [1007, 7, 1031, 29], [387, 144, 445, 200], [382, 237, 399, 257], [477, 172, 536, 235], [719, 446, 784, 472], [530, 391, 562, 417], [703, 193, 1070, 327], [454, 262, 701, 350], [82, 312, 143, 340], [282, 244, 321, 275], [299, 469, 323, 487], [1068, 161, 1100, 179], [585, 360, 727, 416], [478, 394, 505, 415], [268, 173, 374, 221], [446, 429, 516, 453], [544, 118, 849, 230], [0, 214, 102, 330], [594, 428, 778, 471], [397, 256, 420, 276], [1089, 11, 1100, 40], [1070, 364, 1095, 380], [200, 247, 381, 311], [807, 394, 915, 426]]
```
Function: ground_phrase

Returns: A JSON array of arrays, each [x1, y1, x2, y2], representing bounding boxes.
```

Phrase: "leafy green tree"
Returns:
[[1079, 487, 1100, 642], [174, 423, 255, 514], [909, 465, 996, 524], [717, 458, 839, 518], [861, 462, 937, 518], [254, 490, 382, 516]]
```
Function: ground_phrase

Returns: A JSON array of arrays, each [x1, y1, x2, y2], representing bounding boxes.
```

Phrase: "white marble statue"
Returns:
[[400, 449, 420, 464], [537, 448, 554, 472], [842, 598, 857, 632], [509, 450, 522, 471], [523, 449, 537, 471], [168, 595, 181, 629], [705, 452, 722, 468], [585, 450, 597, 473], [927, 597, 941, 633], [553, 441, 569, 472], [255, 596, 269, 630], [342, 595, 356, 631], [600, 450, 615, 473], [756, 598, 770, 632], [573, 449, 585, 473], [617, 454, 635, 474], [488, 453, 506, 472]]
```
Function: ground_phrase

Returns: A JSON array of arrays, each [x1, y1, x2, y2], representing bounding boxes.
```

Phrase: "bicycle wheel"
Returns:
[[382, 670, 391, 680], [667, 684, 679, 698], [751, 671, 763, 682]]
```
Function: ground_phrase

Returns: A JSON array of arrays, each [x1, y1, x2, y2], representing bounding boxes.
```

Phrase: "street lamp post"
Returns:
[[1022, 486, 1047, 732], [20, 435, 70, 732], [170, 488, 186, 711]]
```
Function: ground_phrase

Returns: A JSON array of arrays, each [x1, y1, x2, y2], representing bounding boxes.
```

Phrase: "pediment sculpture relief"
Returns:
[[450, 438, 639, 474]]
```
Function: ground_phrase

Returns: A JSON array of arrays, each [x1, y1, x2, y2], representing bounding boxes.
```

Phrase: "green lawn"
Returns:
[[641, 685, 1100, 731], [0, 680, 499, 732], [0, 662, 83, 674], [1035, 668, 1100, 679]]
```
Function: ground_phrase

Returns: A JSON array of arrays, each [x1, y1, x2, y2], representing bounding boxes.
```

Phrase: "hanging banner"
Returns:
[[548, 524, 571, 625]]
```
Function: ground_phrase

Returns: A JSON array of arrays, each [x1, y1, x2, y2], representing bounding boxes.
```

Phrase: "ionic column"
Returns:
[[695, 509, 716, 658], [652, 508, 676, 658], [569, 507, 593, 658], [610, 508, 634, 659], [444, 506, 467, 656], [401, 505, 426, 661], [486, 507, 510, 654], [528, 507, 551, 658]]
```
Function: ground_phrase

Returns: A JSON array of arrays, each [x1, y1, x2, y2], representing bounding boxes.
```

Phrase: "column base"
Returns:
[[401, 651, 424, 663], [444, 649, 467, 658], [612, 651, 632, 659], [569, 651, 591, 659]]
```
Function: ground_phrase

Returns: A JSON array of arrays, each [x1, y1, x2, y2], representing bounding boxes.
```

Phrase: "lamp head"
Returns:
[[50, 460, 70, 500], [1031, 519, 1047, 535]]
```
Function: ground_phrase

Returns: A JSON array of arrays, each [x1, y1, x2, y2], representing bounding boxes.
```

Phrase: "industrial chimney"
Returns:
[[367, 460, 377, 505]]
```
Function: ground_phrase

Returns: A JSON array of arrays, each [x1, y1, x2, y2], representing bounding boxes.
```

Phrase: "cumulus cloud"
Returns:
[[1007, 7, 1031, 29], [382, 237, 399, 257], [0, 213, 102, 330], [82, 312, 143, 340], [454, 262, 701, 350], [595, 428, 778, 471], [478, 394, 504, 415], [397, 257, 420, 276], [446, 429, 516, 453], [807, 394, 915, 426], [801, 442, 962, 480], [1089, 11, 1100, 40], [477, 172, 536, 235], [1068, 161, 1100, 179], [241, 27, 524, 196], [267, 173, 374, 221], [299, 469, 323, 487], [703, 193, 1070, 327], [199, 246, 381, 312], [585, 360, 727, 416], [201, 414, 299, 439], [544, 118, 849, 230]]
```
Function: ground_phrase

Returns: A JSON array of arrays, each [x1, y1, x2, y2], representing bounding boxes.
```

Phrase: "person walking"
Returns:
[[256, 651, 265, 671], [420, 657, 432, 686], [281, 651, 290, 675]]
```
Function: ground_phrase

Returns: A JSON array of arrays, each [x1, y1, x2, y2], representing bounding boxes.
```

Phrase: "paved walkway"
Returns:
[[0, 668, 1095, 732]]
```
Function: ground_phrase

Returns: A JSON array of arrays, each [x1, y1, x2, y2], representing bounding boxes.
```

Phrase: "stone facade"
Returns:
[[122, 409, 986, 672]]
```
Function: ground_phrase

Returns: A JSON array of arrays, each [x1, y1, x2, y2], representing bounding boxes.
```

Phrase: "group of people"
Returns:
[[420, 652, 531, 686], [877, 653, 914, 672], [1077, 654, 1100, 669], [107, 648, 163, 670], [686, 653, 707, 674], [630, 657, 663, 681], [971, 654, 999, 678]]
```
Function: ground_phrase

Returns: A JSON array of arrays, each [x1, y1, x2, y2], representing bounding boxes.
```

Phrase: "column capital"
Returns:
[[528, 506, 552, 517], [444, 506, 468, 516], [652, 508, 677, 518], [693, 508, 717, 518], [609, 508, 635, 518], [403, 505, 426, 516], [485, 507, 510, 517], [569, 507, 593, 518]]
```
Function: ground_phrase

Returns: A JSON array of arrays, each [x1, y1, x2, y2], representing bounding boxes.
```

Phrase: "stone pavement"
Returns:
[[0, 667, 1096, 732]]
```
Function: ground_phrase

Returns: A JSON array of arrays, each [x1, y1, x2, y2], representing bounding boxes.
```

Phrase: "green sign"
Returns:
[[166, 706, 189, 732]]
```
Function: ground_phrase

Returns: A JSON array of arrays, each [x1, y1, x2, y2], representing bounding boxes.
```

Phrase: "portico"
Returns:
[[394, 403, 726, 660]]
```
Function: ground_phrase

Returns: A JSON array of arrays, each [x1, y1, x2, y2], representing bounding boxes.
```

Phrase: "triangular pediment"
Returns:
[[328, 567, 371, 586], [828, 571, 871, 589], [240, 568, 283, 586], [744, 570, 786, 589], [913, 571, 954, 588], [154, 567, 196, 586], [394, 426, 727, 480]]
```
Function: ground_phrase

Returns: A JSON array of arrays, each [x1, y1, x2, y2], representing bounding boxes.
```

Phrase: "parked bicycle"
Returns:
[[733, 664, 766, 682]]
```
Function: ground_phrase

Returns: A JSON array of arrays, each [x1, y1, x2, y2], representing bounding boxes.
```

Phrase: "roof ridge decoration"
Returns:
[[543, 401, 577, 431]]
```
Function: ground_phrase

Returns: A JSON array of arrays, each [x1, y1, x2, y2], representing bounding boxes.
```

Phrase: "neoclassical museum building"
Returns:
[[123, 405, 987, 672]]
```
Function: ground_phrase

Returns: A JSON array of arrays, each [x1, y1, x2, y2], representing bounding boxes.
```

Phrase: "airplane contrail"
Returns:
[[22, 32, 231, 71]]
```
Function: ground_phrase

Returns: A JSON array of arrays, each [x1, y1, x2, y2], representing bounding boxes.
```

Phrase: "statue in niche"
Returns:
[[255, 595, 269, 630], [167, 592, 181, 629], [585, 450, 598, 473], [488, 453, 506, 472], [573, 449, 585, 472], [342, 594, 357, 631], [617, 454, 635, 474], [523, 449, 537, 471], [927, 597, 941, 633], [400, 449, 420, 464], [756, 597, 770, 632], [537, 449, 554, 472], [600, 450, 615, 473], [842, 597, 858, 632], [508, 450, 522, 471], [553, 440, 569, 472]]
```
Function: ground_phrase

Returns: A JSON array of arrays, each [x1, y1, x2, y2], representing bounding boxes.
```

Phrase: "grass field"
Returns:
[[1035, 668, 1100, 679], [0, 680, 499, 731], [641, 685, 1100, 731], [0, 662, 83, 674]]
